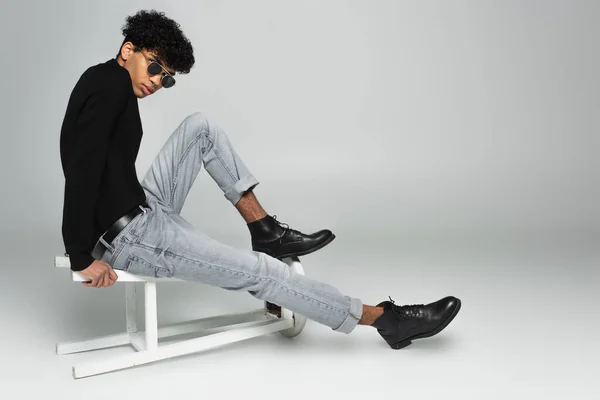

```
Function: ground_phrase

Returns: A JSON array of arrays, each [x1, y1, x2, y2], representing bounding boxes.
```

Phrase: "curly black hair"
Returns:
[[116, 9, 195, 74]]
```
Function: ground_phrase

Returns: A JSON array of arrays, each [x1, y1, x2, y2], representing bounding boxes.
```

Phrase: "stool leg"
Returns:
[[126, 283, 138, 334], [145, 282, 158, 351]]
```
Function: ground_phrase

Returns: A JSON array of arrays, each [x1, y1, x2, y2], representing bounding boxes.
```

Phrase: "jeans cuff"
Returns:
[[224, 175, 260, 205], [332, 296, 364, 334]]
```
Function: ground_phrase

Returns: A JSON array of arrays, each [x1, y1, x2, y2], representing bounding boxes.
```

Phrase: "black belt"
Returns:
[[91, 201, 148, 259]]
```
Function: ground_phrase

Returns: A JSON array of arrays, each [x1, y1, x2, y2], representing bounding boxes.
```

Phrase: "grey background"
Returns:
[[0, 0, 598, 398]]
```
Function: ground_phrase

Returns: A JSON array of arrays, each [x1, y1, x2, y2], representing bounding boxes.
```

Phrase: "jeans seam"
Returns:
[[204, 127, 238, 183], [109, 241, 126, 267], [129, 242, 348, 315], [169, 130, 203, 209], [168, 124, 237, 209], [129, 254, 171, 277]]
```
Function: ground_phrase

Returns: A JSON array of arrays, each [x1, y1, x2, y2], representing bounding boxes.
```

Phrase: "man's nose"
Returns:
[[149, 75, 162, 89]]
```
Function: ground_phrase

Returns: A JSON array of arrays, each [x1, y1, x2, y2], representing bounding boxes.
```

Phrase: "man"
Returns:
[[60, 9, 461, 349]]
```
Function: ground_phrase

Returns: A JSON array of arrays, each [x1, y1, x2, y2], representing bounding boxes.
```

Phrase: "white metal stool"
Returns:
[[54, 254, 307, 379]]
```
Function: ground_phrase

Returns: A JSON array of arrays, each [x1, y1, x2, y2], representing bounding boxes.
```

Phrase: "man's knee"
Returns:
[[184, 111, 210, 132]]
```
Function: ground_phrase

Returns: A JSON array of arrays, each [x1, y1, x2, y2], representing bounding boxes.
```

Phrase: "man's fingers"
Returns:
[[102, 272, 110, 287], [80, 268, 117, 288], [84, 278, 99, 287]]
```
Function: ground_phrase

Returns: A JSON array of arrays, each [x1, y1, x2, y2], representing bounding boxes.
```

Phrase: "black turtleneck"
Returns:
[[59, 58, 146, 271]]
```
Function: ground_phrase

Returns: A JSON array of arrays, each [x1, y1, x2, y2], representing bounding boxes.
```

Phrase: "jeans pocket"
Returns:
[[128, 212, 151, 243], [124, 254, 172, 278], [109, 239, 132, 269]]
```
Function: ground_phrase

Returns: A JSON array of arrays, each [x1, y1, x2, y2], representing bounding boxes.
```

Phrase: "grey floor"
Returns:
[[1, 228, 597, 399]]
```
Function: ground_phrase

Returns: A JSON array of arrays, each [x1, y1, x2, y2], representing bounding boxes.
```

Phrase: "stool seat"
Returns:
[[55, 256, 182, 282], [54, 253, 307, 378]]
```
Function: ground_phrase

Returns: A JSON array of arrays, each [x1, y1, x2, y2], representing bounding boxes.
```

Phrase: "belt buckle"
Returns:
[[139, 204, 147, 214]]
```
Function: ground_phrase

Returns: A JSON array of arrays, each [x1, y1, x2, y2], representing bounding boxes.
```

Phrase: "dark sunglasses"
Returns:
[[137, 48, 176, 88]]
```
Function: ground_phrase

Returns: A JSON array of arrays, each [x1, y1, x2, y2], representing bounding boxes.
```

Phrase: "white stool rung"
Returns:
[[72, 317, 292, 378], [54, 253, 304, 378], [56, 308, 276, 353]]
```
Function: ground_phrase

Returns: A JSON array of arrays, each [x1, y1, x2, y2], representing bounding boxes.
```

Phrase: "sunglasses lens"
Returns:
[[147, 62, 162, 75], [162, 75, 176, 88]]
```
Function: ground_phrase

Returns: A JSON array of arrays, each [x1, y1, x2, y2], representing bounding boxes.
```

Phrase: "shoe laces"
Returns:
[[271, 215, 302, 244], [388, 296, 426, 318]]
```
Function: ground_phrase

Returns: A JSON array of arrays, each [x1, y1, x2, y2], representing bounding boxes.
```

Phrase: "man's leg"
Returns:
[[140, 111, 335, 260], [116, 205, 365, 334], [141, 112, 259, 215], [134, 111, 363, 333], [235, 189, 267, 223], [130, 111, 460, 342]]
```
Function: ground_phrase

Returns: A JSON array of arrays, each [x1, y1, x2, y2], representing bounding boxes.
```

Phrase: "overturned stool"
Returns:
[[54, 254, 307, 379]]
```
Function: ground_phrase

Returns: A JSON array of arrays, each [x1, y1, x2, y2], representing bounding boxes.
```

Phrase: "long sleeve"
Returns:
[[60, 75, 129, 271]]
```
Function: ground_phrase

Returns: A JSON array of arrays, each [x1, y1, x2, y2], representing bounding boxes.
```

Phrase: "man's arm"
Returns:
[[61, 73, 129, 272]]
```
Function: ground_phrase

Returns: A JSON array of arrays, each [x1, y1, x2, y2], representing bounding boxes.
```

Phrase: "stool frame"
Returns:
[[54, 254, 307, 378]]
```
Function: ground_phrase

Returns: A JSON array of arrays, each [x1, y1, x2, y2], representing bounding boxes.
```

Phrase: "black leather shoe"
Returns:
[[247, 214, 335, 259], [371, 295, 461, 349]]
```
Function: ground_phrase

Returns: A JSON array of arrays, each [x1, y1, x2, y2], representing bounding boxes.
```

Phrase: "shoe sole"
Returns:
[[269, 233, 336, 259], [388, 298, 462, 350]]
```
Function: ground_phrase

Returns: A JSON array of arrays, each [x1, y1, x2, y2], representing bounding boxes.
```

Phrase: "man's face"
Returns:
[[117, 43, 176, 99]]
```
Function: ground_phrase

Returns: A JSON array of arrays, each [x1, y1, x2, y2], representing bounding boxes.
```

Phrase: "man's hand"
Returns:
[[80, 259, 118, 288]]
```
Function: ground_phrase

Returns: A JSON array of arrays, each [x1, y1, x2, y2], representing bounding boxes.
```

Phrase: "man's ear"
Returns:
[[120, 41, 136, 61]]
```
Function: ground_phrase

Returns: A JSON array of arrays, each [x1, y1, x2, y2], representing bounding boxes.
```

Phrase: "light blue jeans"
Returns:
[[97, 112, 363, 334]]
